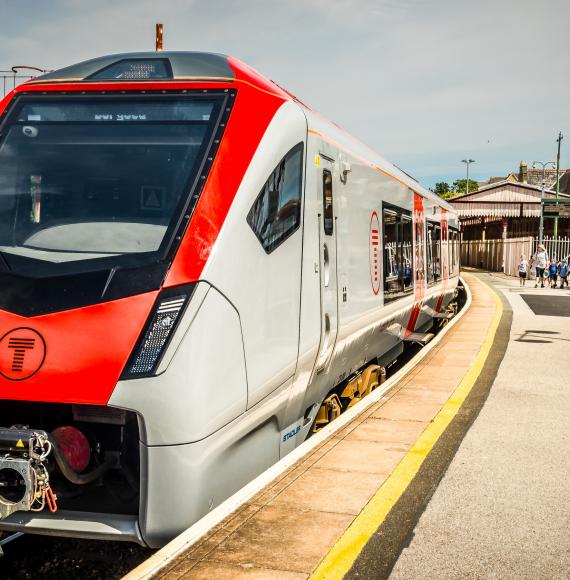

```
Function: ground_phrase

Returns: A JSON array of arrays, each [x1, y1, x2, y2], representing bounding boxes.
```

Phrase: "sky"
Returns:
[[1, 0, 568, 189]]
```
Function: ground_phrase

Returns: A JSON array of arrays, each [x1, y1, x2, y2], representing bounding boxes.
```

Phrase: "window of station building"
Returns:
[[427, 222, 442, 284], [383, 207, 413, 303], [323, 169, 334, 235], [247, 144, 303, 253]]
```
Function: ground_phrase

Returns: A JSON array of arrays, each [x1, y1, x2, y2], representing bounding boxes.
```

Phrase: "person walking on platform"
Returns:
[[548, 260, 559, 288], [531, 245, 548, 288], [558, 258, 568, 288], [518, 254, 528, 287]]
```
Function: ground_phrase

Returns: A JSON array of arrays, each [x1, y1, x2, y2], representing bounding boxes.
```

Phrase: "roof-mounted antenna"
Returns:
[[155, 23, 163, 52]]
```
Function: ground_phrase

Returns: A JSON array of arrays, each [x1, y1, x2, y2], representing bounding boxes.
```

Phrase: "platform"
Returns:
[[126, 272, 506, 579], [386, 273, 570, 579]]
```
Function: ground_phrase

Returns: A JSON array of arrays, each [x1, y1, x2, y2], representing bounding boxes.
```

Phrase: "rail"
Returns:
[[1, 66, 50, 98], [461, 235, 570, 276]]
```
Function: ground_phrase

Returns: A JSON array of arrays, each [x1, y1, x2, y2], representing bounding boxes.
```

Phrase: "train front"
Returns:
[[0, 52, 288, 546]]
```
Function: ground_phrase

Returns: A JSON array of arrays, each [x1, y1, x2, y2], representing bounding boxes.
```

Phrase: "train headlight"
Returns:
[[122, 285, 195, 378]]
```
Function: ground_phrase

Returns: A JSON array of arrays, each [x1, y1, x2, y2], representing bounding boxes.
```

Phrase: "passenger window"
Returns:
[[383, 207, 414, 303], [414, 216, 425, 285], [427, 222, 442, 284], [247, 144, 303, 253], [401, 215, 413, 292], [323, 169, 334, 235], [384, 210, 399, 293]]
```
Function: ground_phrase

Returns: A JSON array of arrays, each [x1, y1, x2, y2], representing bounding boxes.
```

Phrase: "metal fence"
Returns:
[[531, 236, 570, 263], [1, 72, 36, 97], [461, 235, 570, 276], [2, 74, 30, 97], [1, 66, 51, 98]]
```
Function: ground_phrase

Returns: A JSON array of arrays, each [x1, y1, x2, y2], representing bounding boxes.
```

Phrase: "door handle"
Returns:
[[323, 243, 330, 287]]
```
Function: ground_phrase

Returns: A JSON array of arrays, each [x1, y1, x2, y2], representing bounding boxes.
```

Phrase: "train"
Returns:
[[0, 52, 460, 547]]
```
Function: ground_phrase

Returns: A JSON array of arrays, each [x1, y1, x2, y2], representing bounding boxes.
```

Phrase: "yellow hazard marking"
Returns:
[[16, 439, 24, 448], [309, 279, 503, 580], [315, 154, 321, 167]]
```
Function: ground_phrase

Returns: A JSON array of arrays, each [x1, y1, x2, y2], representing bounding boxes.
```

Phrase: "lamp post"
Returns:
[[533, 160, 556, 246], [461, 159, 475, 194], [553, 132, 563, 245]]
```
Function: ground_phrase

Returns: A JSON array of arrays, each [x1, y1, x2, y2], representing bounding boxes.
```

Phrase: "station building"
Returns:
[[450, 161, 570, 241]]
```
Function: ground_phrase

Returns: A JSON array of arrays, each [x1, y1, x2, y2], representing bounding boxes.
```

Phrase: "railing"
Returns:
[[461, 235, 570, 276], [531, 236, 570, 263], [1, 66, 50, 98], [1, 73, 35, 97]]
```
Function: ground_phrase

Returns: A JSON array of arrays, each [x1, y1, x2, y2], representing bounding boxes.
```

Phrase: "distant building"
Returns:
[[449, 179, 570, 240], [477, 160, 569, 191]]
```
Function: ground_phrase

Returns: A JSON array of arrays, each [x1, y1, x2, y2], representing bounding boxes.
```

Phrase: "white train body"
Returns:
[[0, 52, 459, 546]]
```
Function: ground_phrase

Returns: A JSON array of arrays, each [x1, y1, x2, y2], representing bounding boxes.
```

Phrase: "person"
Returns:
[[548, 259, 559, 288], [531, 244, 548, 288], [559, 259, 569, 288], [518, 254, 528, 287]]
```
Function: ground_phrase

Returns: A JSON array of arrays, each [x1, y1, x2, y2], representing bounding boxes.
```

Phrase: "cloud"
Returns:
[[1, 0, 568, 187]]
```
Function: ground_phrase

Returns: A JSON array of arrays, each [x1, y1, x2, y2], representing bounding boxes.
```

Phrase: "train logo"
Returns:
[[0, 328, 46, 380], [369, 211, 381, 295]]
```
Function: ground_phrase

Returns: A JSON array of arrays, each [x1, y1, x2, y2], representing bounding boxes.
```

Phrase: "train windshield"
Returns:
[[0, 95, 224, 275]]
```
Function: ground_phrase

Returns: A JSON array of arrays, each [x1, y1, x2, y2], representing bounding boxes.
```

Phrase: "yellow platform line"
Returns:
[[309, 280, 503, 580]]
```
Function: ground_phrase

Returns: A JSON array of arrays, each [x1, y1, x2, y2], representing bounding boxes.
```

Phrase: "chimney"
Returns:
[[519, 160, 528, 183]]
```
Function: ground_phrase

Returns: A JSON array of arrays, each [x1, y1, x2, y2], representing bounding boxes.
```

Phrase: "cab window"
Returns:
[[247, 144, 303, 253]]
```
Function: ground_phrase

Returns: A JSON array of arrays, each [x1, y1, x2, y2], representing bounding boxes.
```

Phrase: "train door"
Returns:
[[315, 157, 339, 372]]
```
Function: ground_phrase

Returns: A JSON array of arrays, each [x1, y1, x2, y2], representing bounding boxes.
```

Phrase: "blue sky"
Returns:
[[1, 0, 568, 189]]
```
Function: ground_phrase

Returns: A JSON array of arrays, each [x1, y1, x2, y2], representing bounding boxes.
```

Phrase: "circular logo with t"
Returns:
[[369, 211, 381, 295], [0, 328, 46, 381]]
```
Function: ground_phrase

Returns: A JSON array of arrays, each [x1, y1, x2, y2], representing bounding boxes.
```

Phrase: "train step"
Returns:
[[404, 332, 435, 345]]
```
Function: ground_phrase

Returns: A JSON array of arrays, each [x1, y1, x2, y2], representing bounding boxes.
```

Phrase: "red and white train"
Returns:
[[0, 52, 460, 547]]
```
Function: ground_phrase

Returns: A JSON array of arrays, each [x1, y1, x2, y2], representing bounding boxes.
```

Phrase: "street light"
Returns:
[[461, 159, 476, 194], [532, 160, 556, 246]]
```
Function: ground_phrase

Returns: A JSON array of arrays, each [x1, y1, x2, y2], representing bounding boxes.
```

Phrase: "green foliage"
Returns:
[[434, 178, 479, 200], [434, 181, 458, 200], [452, 179, 479, 195], [434, 182, 451, 195]]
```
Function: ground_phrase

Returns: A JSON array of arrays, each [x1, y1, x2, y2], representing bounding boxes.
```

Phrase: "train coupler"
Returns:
[[0, 428, 56, 520]]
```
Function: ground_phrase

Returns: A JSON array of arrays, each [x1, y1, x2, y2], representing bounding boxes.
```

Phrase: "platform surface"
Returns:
[[387, 273, 570, 579], [137, 271, 503, 580]]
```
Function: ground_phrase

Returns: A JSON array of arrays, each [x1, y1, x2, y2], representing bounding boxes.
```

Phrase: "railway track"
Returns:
[[0, 534, 151, 579]]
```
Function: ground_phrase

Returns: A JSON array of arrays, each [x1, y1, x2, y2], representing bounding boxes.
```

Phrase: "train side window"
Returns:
[[427, 221, 441, 284], [383, 210, 399, 299], [427, 223, 434, 284], [383, 207, 413, 303], [247, 144, 303, 253], [415, 216, 425, 285], [401, 215, 413, 292], [433, 225, 442, 280], [323, 169, 334, 235]]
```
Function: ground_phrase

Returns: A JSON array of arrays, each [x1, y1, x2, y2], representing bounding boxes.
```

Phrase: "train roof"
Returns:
[[30, 52, 236, 83]]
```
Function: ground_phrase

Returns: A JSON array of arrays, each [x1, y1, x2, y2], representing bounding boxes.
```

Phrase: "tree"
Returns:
[[452, 179, 479, 195], [434, 182, 451, 196], [434, 181, 458, 200]]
